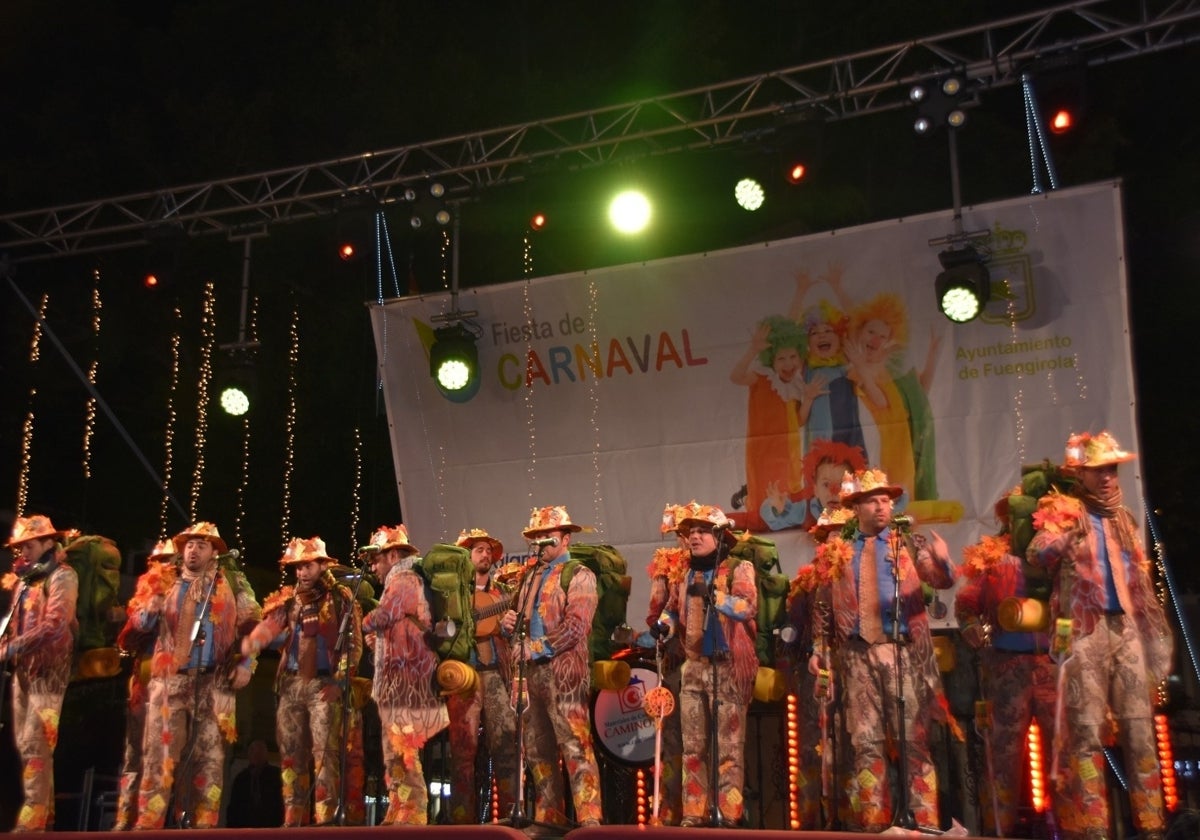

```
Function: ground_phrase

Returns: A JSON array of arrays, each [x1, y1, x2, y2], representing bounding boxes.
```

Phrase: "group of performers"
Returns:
[[0, 430, 1177, 839]]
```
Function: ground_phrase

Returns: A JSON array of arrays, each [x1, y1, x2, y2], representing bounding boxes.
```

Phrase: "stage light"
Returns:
[[785, 162, 807, 184], [911, 74, 970, 135], [935, 246, 990, 323], [143, 273, 160, 289], [530, 211, 548, 231], [734, 177, 765, 211], [338, 242, 356, 261], [1049, 108, 1074, 134], [608, 189, 652, 234], [219, 384, 250, 417], [435, 208, 452, 226], [429, 181, 446, 199], [429, 322, 480, 402]]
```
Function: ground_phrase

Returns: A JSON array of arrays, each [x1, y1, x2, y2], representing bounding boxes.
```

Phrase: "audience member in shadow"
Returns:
[[226, 740, 284, 828]]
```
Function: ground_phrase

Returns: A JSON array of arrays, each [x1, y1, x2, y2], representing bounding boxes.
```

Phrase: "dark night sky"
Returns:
[[2, 1, 1198, 590]]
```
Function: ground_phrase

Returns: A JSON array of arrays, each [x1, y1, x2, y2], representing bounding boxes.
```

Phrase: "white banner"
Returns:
[[370, 182, 1139, 626]]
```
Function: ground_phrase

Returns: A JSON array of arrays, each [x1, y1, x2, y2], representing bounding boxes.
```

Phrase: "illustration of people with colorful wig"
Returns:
[[760, 439, 867, 531], [729, 315, 818, 531], [787, 265, 867, 456], [844, 292, 943, 501]]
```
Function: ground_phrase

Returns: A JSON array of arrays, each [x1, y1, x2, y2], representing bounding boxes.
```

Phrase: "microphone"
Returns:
[[529, 537, 559, 548], [891, 515, 915, 529]]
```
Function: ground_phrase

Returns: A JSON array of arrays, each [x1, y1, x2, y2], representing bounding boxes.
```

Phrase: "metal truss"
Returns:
[[3, 0, 1198, 262]]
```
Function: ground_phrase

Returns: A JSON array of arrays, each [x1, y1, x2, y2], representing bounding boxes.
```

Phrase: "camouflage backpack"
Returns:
[[728, 534, 789, 666], [415, 544, 476, 662], [563, 543, 632, 663]]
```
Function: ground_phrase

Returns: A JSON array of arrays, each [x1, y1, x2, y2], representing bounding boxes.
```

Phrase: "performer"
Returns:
[[1027, 431, 1172, 840], [111, 539, 176, 831], [955, 517, 1058, 837], [0, 515, 79, 832], [241, 536, 363, 826], [782, 505, 851, 829], [642, 503, 691, 825], [809, 469, 954, 832], [361, 524, 448, 826], [656, 503, 757, 828], [446, 528, 518, 824], [499, 505, 602, 829], [130, 522, 261, 830]]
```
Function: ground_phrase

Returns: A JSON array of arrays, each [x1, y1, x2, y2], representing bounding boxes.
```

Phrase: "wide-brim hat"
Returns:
[[675, 503, 739, 545], [7, 514, 64, 547], [839, 468, 904, 506], [808, 505, 853, 542], [522, 505, 584, 539], [148, 538, 178, 563], [172, 522, 228, 554], [1063, 431, 1136, 470], [456, 528, 504, 560], [282, 536, 337, 566], [364, 524, 419, 557]]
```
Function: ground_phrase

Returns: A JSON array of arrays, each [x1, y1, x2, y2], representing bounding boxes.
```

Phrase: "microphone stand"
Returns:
[[177, 567, 220, 829], [332, 561, 370, 826], [885, 527, 917, 831], [499, 545, 558, 833]]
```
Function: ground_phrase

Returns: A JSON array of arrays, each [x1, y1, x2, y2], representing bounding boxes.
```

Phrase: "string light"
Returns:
[[158, 307, 182, 540], [280, 301, 300, 549], [1005, 294, 1027, 463], [1155, 713, 1179, 812], [635, 768, 647, 826], [235, 415, 251, 550], [16, 294, 49, 519], [349, 427, 363, 554], [82, 273, 102, 480], [1027, 720, 1047, 813], [191, 282, 217, 520], [523, 231, 533, 277], [586, 277, 604, 533], [522, 280, 538, 503], [786, 693, 801, 829]]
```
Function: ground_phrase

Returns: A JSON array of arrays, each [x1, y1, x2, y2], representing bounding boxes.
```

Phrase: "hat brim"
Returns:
[[841, 485, 904, 506], [375, 542, 419, 557], [6, 529, 64, 548], [172, 533, 229, 554], [521, 524, 582, 540], [459, 536, 505, 558], [675, 517, 739, 545], [1068, 452, 1137, 470]]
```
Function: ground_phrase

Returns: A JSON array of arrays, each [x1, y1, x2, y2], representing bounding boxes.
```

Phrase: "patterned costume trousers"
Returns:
[[113, 674, 149, 830], [679, 658, 748, 825], [1056, 614, 1165, 837], [521, 660, 603, 826], [447, 668, 518, 823], [275, 673, 340, 826], [377, 703, 432, 825], [840, 638, 939, 831], [135, 673, 230, 829], [10, 674, 66, 831]]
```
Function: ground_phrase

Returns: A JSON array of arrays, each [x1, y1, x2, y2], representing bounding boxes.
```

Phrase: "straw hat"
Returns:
[[1063, 431, 1136, 469], [172, 522, 228, 554], [456, 528, 504, 560], [364, 524, 419, 557], [522, 505, 583, 539], [281, 536, 337, 566], [7, 514, 64, 547], [808, 505, 854, 542], [675, 503, 738, 545], [839, 468, 903, 506]]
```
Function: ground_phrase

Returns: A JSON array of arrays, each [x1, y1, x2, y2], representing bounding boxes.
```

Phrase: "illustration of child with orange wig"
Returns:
[[761, 439, 868, 531]]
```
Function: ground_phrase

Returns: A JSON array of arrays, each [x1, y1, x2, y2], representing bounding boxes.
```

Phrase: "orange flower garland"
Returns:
[[962, 534, 1012, 578], [1031, 491, 1085, 535], [646, 547, 689, 585]]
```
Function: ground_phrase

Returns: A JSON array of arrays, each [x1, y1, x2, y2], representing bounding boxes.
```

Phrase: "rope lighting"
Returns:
[[158, 307, 182, 539], [16, 293, 49, 518], [280, 302, 299, 550], [786, 693, 801, 829], [82, 273, 102, 480], [190, 281, 217, 520], [635, 769, 647, 826], [1155, 714, 1178, 813], [1027, 720, 1047, 813]]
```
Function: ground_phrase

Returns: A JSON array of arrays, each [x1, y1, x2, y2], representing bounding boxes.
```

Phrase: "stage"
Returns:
[[38, 826, 996, 839]]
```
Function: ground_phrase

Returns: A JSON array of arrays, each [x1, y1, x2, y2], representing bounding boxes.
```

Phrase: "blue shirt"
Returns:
[[177, 578, 216, 669], [852, 529, 909, 637]]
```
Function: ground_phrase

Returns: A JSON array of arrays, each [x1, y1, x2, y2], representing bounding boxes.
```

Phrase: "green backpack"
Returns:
[[63, 534, 122, 652], [563, 543, 632, 663], [728, 534, 789, 666], [1001, 459, 1075, 601], [415, 544, 476, 663]]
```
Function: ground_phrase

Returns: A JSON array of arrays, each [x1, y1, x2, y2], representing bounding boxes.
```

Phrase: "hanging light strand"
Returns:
[[235, 415, 251, 550], [1022, 73, 1059, 194], [16, 294, 50, 519], [522, 281, 538, 503], [158, 307, 182, 539], [190, 282, 217, 520], [586, 277, 604, 534], [82, 272, 102, 480], [280, 302, 300, 549], [349, 427, 363, 554]]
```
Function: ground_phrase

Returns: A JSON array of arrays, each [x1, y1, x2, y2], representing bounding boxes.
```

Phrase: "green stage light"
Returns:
[[219, 385, 251, 417], [935, 247, 990, 323], [608, 190, 652, 234], [734, 177, 765, 211], [430, 323, 481, 402]]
